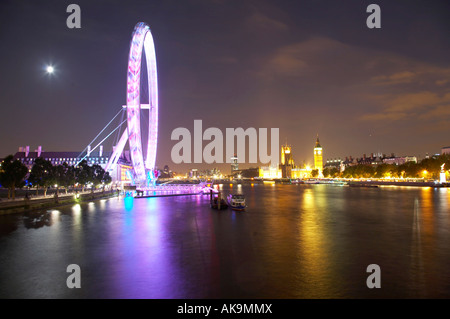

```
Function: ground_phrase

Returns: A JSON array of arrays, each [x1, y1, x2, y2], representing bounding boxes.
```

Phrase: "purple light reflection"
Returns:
[[108, 197, 182, 298]]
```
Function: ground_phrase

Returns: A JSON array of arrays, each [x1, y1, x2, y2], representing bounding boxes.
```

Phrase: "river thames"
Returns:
[[1, 183, 449, 299]]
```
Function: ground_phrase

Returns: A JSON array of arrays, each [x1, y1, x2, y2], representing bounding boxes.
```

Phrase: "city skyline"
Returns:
[[0, 0, 449, 173]]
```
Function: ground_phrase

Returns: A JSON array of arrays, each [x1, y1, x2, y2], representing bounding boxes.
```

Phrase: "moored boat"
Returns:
[[211, 197, 228, 210], [348, 183, 379, 188], [211, 192, 228, 210], [303, 179, 320, 184], [227, 194, 246, 211]]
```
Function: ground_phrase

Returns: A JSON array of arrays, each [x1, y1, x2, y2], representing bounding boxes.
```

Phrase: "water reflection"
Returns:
[[410, 186, 450, 297], [107, 196, 182, 298], [87, 202, 96, 213], [72, 204, 82, 224], [410, 197, 426, 296], [124, 196, 134, 211], [299, 187, 338, 297], [0, 216, 18, 236], [23, 211, 52, 229], [0, 185, 450, 298], [50, 210, 61, 224], [420, 188, 434, 238]]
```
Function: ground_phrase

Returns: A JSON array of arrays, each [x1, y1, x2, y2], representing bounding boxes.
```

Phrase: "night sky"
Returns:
[[0, 0, 449, 173]]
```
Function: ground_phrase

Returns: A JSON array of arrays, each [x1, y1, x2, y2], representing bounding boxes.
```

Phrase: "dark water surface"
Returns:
[[1, 184, 449, 298]]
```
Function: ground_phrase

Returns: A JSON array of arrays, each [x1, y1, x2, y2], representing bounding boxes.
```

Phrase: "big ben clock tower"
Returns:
[[314, 135, 323, 177]]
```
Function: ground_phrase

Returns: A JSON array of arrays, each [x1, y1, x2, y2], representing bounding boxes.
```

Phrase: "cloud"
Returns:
[[436, 79, 449, 86], [370, 66, 450, 88], [415, 119, 450, 134], [360, 112, 409, 121], [419, 104, 450, 119], [371, 71, 417, 85], [262, 46, 308, 77], [249, 35, 450, 135], [254, 37, 355, 80], [245, 12, 289, 33], [356, 57, 450, 124], [388, 92, 450, 113], [362, 92, 450, 121]]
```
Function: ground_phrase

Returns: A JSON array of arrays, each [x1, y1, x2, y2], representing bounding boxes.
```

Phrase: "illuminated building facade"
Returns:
[[120, 164, 133, 182], [231, 154, 239, 174], [13, 145, 133, 185], [291, 167, 312, 179], [383, 156, 417, 165], [259, 143, 313, 179], [280, 144, 294, 178], [189, 168, 199, 178], [259, 165, 282, 179], [281, 145, 294, 166], [440, 164, 447, 183], [314, 136, 323, 176]]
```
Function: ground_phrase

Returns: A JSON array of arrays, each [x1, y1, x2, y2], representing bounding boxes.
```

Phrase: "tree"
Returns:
[[51, 162, 76, 194], [375, 164, 393, 178], [361, 165, 375, 178], [53, 164, 64, 195], [91, 164, 112, 192], [344, 165, 360, 178], [343, 164, 375, 178], [91, 164, 105, 187], [28, 157, 55, 196], [0, 155, 28, 199], [103, 172, 112, 185], [75, 160, 94, 191], [311, 169, 319, 178], [343, 166, 354, 178], [64, 164, 77, 193], [420, 155, 447, 179], [329, 167, 340, 178], [322, 167, 339, 178], [401, 162, 421, 178]]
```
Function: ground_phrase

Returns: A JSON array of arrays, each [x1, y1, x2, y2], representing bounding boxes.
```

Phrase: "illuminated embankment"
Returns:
[[0, 190, 119, 215]]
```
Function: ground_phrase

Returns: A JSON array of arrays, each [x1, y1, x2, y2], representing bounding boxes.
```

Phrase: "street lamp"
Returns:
[[422, 170, 428, 179]]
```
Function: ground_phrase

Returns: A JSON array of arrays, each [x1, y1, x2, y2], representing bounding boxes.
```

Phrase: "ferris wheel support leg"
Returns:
[[105, 130, 129, 172], [146, 170, 156, 188]]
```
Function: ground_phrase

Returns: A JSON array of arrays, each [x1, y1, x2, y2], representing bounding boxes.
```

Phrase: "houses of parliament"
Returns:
[[259, 136, 323, 179]]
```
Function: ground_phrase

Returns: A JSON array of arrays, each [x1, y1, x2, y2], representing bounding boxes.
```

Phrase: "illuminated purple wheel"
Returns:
[[126, 22, 158, 184]]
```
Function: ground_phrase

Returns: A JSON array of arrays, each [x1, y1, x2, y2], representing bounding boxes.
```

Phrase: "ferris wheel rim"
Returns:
[[126, 22, 158, 184]]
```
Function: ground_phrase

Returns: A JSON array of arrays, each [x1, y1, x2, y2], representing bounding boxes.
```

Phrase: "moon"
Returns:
[[46, 65, 54, 74]]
